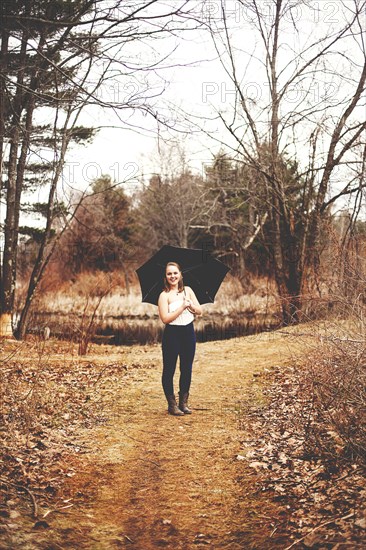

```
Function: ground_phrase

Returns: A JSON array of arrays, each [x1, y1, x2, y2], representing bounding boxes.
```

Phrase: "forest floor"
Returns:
[[0, 324, 365, 549]]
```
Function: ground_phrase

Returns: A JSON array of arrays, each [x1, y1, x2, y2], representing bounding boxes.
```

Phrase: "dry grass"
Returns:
[[298, 322, 366, 464], [30, 271, 279, 319], [300, 233, 366, 462], [241, 324, 366, 548], [270, 314, 366, 465]]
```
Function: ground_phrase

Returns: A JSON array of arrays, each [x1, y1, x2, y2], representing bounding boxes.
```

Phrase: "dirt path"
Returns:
[[8, 329, 306, 549]]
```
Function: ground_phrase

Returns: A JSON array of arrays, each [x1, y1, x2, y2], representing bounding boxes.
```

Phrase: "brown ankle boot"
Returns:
[[179, 392, 192, 414], [167, 395, 184, 416]]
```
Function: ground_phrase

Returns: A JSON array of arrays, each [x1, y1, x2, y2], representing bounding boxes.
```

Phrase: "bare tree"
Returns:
[[136, 147, 204, 252], [0, 0, 198, 337], [58, 174, 134, 286], [191, 151, 269, 283], [198, 0, 366, 322]]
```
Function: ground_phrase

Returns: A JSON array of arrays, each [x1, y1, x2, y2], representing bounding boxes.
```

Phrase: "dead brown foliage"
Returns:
[[0, 338, 130, 541], [240, 331, 366, 548], [302, 339, 366, 464]]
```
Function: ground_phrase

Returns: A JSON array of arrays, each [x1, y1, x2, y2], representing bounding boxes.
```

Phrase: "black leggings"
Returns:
[[162, 322, 196, 397]]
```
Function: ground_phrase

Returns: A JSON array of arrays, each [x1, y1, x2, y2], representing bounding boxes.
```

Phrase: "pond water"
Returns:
[[30, 312, 280, 346]]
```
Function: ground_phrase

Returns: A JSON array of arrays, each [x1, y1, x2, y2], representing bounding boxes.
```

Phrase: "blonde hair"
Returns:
[[164, 262, 184, 292]]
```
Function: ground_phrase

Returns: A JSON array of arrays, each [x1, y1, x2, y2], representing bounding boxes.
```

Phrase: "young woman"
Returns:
[[158, 262, 202, 416]]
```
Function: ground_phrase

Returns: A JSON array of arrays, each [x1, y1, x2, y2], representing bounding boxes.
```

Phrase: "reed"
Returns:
[[30, 272, 279, 320]]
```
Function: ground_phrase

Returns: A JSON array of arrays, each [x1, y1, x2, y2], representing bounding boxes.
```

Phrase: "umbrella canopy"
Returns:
[[136, 245, 230, 305]]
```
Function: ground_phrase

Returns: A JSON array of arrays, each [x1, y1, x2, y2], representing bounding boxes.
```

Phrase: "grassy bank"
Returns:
[[20, 272, 279, 320]]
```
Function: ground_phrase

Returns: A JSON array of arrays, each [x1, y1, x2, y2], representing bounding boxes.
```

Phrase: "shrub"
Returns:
[[301, 336, 366, 463]]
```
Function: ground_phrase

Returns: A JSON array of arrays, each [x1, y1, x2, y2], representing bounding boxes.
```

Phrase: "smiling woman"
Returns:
[[158, 262, 202, 416]]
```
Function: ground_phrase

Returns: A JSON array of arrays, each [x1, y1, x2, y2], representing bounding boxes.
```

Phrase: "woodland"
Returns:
[[0, 1, 365, 548]]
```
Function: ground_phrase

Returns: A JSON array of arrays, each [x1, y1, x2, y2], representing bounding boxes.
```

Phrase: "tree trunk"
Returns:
[[270, 198, 302, 324], [0, 28, 8, 192], [237, 248, 251, 290], [0, 27, 7, 336], [1, 109, 22, 334], [15, 117, 71, 339], [0, 24, 29, 336]]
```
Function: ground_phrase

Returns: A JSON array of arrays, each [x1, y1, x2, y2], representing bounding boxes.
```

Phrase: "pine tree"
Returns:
[[0, 0, 194, 337]]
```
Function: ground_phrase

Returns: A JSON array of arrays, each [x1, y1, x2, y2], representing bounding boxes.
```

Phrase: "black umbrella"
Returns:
[[136, 245, 230, 305]]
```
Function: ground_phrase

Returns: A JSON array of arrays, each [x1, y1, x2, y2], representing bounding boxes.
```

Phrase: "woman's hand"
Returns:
[[183, 297, 196, 314], [183, 297, 193, 311], [185, 287, 202, 316]]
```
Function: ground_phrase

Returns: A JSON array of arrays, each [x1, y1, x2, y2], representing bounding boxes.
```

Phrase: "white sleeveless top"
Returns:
[[168, 299, 195, 326]]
